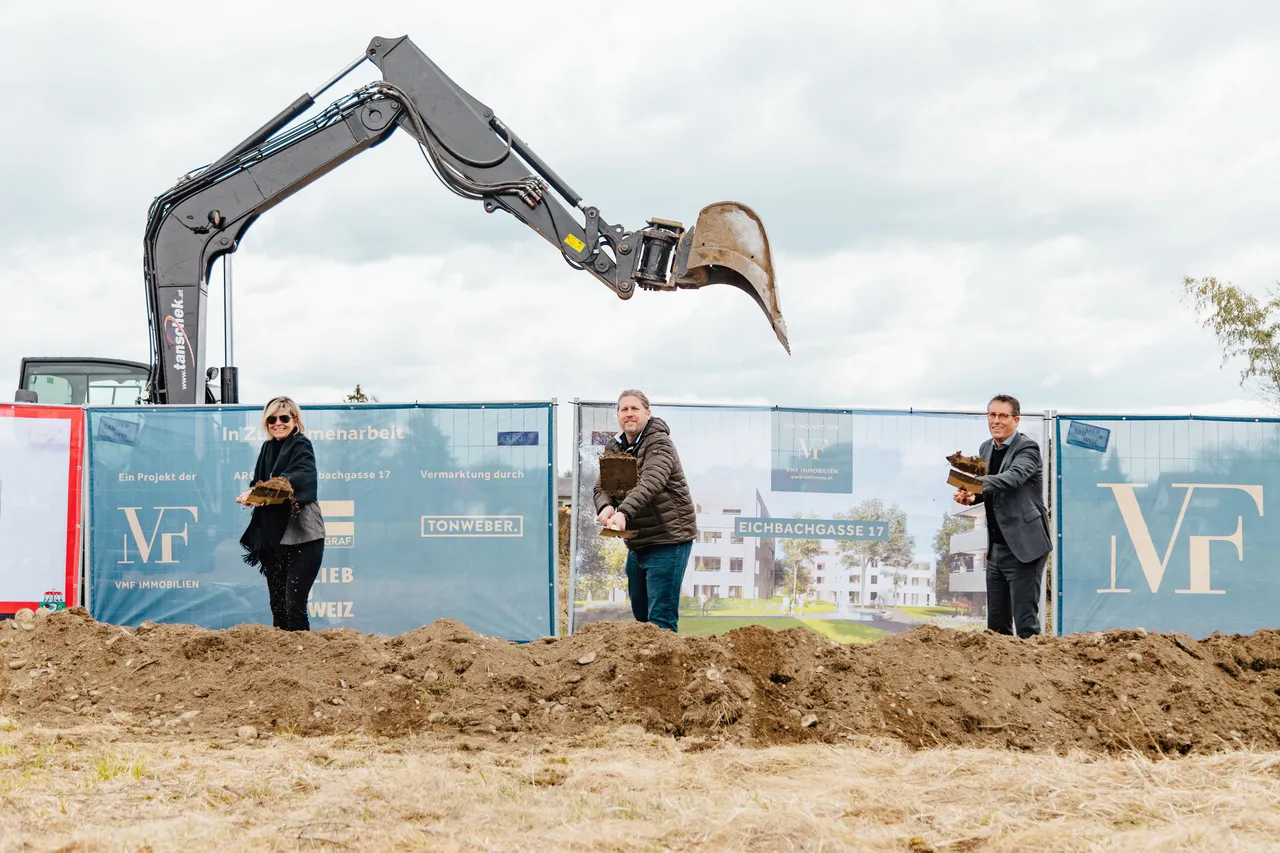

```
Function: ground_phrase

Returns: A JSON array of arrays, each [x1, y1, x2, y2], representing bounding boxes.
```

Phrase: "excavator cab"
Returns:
[[16, 358, 150, 406]]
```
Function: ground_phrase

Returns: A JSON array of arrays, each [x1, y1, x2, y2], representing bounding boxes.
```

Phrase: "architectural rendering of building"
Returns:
[[810, 552, 935, 607], [947, 503, 988, 608], [684, 489, 777, 600]]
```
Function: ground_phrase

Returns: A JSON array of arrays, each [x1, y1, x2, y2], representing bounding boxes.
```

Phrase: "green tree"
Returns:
[[344, 383, 378, 403], [777, 535, 819, 608], [931, 512, 976, 597], [836, 499, 915, 605], [571, 464, 630, 603], [572, 506, 610, 601], [890, 565, 912, 605], [584, 537, 628, 600], [1182, 276, 1280, 403], [571, 533, 628, 602]]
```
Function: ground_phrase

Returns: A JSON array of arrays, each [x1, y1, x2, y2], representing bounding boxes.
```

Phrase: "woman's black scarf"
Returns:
[[239, 431, 318, 572]]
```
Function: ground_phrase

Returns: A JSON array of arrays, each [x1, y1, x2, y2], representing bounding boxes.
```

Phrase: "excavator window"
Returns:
[[25, 373, 76, 405], [18, 359, 149, 406]]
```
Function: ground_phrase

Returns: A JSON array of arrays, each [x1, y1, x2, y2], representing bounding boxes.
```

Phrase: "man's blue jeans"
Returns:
[[625, 541, 693, 632]]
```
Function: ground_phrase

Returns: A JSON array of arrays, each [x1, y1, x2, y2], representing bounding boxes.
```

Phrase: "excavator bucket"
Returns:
[[673, 202, 789, 353]]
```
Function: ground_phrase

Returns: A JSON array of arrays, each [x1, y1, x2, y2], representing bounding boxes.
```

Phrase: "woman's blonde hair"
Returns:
[[261, 396, 305, 434]]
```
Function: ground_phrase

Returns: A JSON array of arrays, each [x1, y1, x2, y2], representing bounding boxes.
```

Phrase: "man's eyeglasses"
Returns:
[[267, 415, 292, 425], [986, 412, 1014, 422]]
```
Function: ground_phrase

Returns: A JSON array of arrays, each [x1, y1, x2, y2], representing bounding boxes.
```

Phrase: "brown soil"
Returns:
[[256, 476, 293, 493], [3, 608, 1279, 756], [947, 450, 987, 476], [247, 476, 293, 505], [598, 451, 638, 496]]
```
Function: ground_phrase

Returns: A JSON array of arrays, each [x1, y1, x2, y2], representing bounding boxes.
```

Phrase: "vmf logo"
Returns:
[[1098, 483, 1264, 595], [797, 438, 827, 460], [117, 506, 199, 564]]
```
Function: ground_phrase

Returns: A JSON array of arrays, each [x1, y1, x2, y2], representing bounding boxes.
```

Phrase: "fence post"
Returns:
[[566, 399, 582, 635], [549, 399, 559, 637], [1044, 409, 1059, 636]]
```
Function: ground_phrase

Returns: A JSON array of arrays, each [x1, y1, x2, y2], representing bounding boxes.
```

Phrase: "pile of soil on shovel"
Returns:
[[3, 608, 1279, 756]]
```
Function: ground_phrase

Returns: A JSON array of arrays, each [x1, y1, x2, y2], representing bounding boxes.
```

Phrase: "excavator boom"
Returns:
[[140, 34, 788, 405]]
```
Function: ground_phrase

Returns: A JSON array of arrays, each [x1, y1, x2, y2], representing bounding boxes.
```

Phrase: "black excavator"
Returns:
[[16, 35, 787, 407]]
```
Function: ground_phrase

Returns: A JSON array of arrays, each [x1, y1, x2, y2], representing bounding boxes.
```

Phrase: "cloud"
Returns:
[[4, 0, 1279, 438]]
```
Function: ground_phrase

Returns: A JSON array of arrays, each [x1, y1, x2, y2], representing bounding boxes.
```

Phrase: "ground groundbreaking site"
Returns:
[[2, 609, 1280, 851]]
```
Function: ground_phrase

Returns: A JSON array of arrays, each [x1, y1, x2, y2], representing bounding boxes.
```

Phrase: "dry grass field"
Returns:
[[4, 610, 1280, 851], [2, 721, 1279, 852]]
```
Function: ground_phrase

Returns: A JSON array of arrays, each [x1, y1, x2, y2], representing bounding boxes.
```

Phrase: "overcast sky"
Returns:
[[4, 0, 1279, 442]]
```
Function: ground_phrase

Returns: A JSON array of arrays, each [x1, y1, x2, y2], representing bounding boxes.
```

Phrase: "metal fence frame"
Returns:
[[80, 400, 559, 638], [47, 397, 1280, 638], [566, 401, 1055, 635]]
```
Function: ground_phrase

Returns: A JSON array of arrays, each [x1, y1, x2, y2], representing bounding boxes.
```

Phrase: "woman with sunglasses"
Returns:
[[236, 396, 325, 631]]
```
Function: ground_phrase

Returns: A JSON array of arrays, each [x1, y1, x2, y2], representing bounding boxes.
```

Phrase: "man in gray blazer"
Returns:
[[953, 394, 1051, 637]]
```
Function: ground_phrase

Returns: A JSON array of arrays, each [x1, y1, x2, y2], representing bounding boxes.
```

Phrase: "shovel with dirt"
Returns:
[[237, 477, 294, 507], [598, 451, 639, 539], [946, 451, 987, 494]]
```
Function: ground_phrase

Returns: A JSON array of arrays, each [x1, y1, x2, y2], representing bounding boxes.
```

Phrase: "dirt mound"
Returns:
[[3, 608, 1279, 755]]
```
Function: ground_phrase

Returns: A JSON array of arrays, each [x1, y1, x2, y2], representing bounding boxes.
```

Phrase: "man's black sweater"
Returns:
[[986, 442, 1010, 546]]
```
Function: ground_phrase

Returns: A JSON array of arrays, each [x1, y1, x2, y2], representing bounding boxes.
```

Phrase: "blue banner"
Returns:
[[1057, 416, 1278, 637], [771, 410, 853, 493], [86, 403, 554, 641]]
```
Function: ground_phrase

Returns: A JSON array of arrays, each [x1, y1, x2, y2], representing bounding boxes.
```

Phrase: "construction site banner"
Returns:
[[0, 404, 85, 614], [1056, 415, 1278, 638], [86, 403, 555, 641], [570, 403, 1045, 641]]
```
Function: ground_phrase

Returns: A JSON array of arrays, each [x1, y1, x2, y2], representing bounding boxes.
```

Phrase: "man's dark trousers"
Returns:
[[626, 541, 693, 632], [986, 541, 1046, 638]]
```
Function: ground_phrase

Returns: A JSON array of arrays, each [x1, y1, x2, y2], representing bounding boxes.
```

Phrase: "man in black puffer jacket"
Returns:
[[594, 390, 697, 632]]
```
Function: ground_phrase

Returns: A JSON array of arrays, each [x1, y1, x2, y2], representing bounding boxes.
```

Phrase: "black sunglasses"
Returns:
[[267, 415, 292, 425]]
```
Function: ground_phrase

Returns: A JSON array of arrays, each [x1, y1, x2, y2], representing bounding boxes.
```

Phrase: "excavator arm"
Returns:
[[144, 34, 787, 405]]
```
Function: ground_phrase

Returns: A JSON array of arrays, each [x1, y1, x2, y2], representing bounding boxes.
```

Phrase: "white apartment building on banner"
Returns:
[[946, 503, 988, 607], [810, 550, 936, 607], [684, 490, 777, 600]]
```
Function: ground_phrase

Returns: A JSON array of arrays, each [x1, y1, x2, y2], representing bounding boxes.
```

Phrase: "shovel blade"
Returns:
[[673, 202, 789, 353]]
